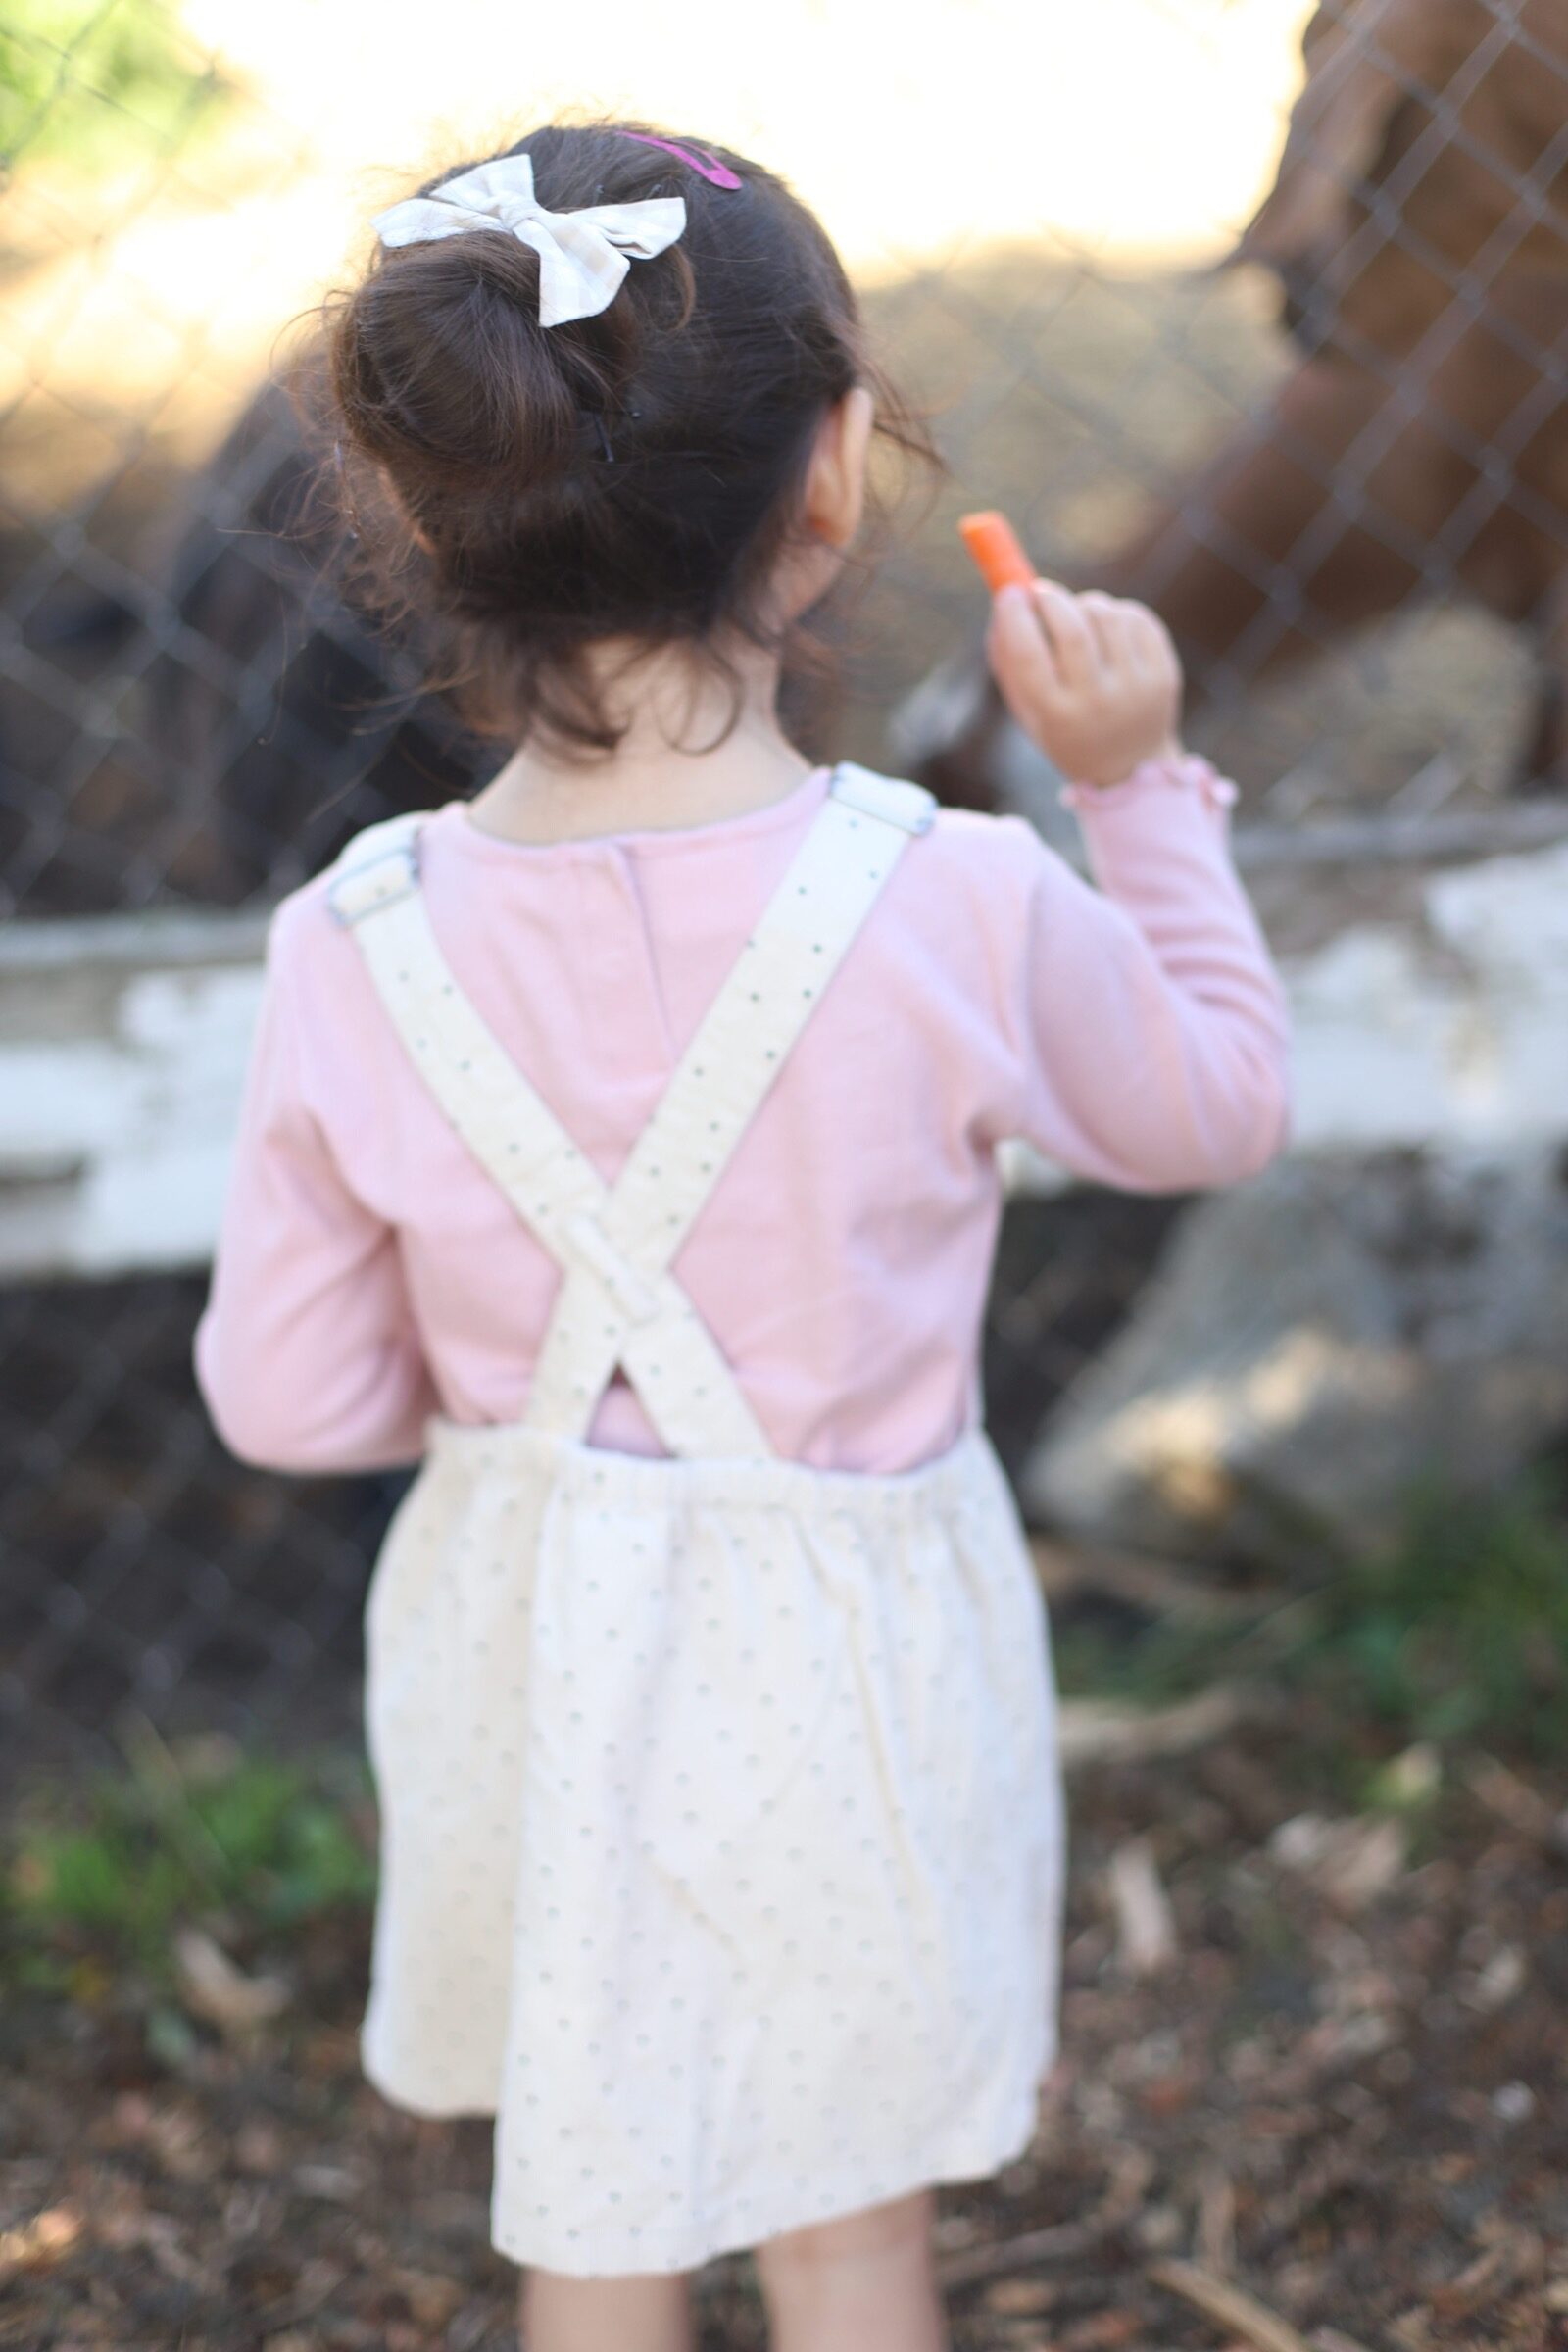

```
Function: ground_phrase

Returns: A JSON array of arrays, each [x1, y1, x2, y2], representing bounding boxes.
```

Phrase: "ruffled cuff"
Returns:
[[1059, 751, 1239, 816]]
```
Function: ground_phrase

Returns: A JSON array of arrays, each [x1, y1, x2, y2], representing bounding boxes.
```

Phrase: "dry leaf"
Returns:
[[983, 2276, 1057, 2315], [1464, 1756, 1560, 1842], [1468, 1945, 1525, 2011], [173, 1927, 288, 2034], [292, 2163, 362, 2202], [389, 2266, 466, 2326], [1107, 1837, 1178, 1978], [0, 2206, 82, 2281], [1060, 2312, 1144, 2349], [1269, 1815, 1407, 1911]]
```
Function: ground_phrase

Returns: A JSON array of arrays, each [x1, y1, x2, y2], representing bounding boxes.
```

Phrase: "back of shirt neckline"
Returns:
[[441, 763, 834, 863]]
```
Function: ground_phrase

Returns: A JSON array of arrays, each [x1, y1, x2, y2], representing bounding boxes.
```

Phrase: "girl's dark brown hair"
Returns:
[[319, 120, 935, 757]]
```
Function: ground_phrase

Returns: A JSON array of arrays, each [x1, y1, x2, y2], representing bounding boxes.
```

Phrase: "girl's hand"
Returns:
[[985, 580, 1184, 789]]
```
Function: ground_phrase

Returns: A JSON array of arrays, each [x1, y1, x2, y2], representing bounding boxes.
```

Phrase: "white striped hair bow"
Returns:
[[372, 154, 686, 329]]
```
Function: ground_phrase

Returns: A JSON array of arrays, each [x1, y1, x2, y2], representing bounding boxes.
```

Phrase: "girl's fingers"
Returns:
[[1119, 598, 1177, 675], [987, 578, 1184, 774], [1031, 581, 1097, 685], [1078, 590, 1123, 666], [987, 581, 1064, 710]]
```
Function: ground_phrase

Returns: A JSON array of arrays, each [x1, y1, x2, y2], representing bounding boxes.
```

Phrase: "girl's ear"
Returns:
[[803, 384, 874, 550]]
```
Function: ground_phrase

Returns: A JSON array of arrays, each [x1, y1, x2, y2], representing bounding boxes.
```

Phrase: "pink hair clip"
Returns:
[[615, 130, 743, 189]]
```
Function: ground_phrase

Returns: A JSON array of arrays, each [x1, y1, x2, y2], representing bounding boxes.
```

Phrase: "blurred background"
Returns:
[[3, 4, 1566, 2345]]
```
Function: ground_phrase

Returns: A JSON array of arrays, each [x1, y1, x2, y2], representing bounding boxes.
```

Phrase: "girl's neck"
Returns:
[[466, 640, 815, 847]]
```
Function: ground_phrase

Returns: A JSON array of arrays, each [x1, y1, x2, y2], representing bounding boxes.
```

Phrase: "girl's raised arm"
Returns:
[[990, 771, 1291, 1191], [981, 573, 1292, 1191], [195, 908, 439, 1474]]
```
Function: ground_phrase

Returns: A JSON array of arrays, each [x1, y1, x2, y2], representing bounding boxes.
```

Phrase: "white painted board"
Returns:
[[4, 845, 1566, 1279]]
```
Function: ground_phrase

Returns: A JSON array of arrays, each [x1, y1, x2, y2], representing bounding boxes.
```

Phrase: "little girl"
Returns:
[[196, 120, 1291, 2352]]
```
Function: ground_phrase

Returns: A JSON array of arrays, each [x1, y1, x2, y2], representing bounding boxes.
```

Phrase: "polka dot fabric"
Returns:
[[329, 770, 1066, 2277], [361, 1418, 1063, 2277]]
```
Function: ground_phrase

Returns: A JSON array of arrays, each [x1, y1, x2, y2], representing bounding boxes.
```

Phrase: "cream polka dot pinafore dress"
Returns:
[[325, 764, 1065, 2278]]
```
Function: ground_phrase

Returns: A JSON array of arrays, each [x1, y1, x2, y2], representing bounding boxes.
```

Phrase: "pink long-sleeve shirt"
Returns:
[[195, 755, 1291, 1477]]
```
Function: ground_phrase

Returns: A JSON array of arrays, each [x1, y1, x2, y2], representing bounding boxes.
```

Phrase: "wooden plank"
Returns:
[[0, 909, 269, 1280], [1006, 834, 1568, 1195], [1231, 799, 1568, 870], [3, 833, 1567, 1282]]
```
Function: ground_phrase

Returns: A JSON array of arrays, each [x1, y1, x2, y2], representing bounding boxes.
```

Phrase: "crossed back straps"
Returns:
[[325, 764, 935, 1461]]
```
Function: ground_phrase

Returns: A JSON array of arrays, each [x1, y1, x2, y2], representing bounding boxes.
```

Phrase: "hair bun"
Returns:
[[320, 121, 933, 757], [335, 230, 584, 496]]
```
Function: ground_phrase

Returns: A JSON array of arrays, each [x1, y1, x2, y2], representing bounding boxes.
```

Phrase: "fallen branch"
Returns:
[[1057, 1684, 1256, 1769], [1030, 1535, 1262, 1622], [937, 2148, 1153, 2288], [1252, 2123, 1385, 2256], [1150, 2259, 1317, 2352]]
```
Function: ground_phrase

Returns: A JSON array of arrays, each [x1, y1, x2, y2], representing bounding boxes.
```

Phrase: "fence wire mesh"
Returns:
[[2, 0, 1564, 1768]]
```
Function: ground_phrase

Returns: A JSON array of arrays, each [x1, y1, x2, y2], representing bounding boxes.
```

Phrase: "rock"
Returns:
[[1020, 1150, 1568, 1570]]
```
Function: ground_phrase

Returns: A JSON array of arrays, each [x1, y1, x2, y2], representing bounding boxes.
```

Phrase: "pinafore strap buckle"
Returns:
[[325, 815, 428, 929]]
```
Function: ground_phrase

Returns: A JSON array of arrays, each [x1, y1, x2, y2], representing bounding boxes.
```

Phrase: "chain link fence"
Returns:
[[3, 0, 1565, 1772]]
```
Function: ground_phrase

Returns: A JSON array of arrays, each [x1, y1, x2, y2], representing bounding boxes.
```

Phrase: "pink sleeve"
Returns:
[[193, 901, 439, 1474], [996, 754, 1292, 1190]]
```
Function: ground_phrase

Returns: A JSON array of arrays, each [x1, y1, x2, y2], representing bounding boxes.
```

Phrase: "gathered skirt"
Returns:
[[360, 1415, 1065, 2277]]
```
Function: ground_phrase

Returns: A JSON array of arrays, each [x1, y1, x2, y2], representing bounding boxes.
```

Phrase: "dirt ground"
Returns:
[[4, 1690, 1565, 2352]]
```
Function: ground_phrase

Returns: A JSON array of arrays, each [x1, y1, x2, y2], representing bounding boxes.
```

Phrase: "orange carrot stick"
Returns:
[[958, 510, 1037, 595]]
